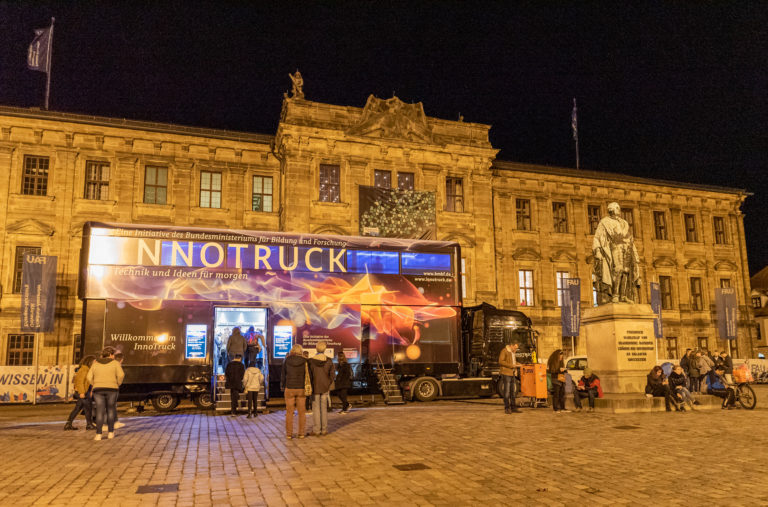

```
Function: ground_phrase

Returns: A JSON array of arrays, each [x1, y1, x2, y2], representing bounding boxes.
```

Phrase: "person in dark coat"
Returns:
[[226, 327, 247, 365], [281, 345, 308, 439], [679, 348, 692, 390], [309, 342, 335, 435], [334, 351, 353, 413], [547, 349, 569, 413], [224, 354, 245, 416], [645, 365, 675, 411], [719, 351, 734, 384], [668, 364, 694, 411]]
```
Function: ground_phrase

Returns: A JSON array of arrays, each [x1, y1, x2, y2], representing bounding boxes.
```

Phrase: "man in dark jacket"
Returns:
[[706, 365, 736, 409], [679, 348, 692, 389], [309, 341, 335, 436], [719, 351, 734, 384], [224, 354, 245, 416], [226, 327, 247, 365], [334, 351, 353, 413], [281, 345, 308, 439], [573, 368, 603, 411]]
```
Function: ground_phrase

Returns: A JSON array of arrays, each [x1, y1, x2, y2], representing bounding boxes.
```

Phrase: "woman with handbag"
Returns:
[[547, 349, 570, 413], [280, 344, 309, 440]]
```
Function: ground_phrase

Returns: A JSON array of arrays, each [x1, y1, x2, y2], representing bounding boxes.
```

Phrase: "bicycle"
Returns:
[[732, 382, 757, 410]]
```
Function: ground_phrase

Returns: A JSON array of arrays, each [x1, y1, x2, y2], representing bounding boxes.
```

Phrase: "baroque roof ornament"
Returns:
[[347, 95, 433, 143]]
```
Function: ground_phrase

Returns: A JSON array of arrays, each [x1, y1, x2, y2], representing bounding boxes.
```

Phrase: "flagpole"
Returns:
[[572, 98, 580, 170], [44, 17, 54, 110]]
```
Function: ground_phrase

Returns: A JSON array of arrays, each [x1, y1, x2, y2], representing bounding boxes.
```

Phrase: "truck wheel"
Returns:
[[192, 392, 214, 410], [413, 377, 439, 402], [151, 393, 179, 412]]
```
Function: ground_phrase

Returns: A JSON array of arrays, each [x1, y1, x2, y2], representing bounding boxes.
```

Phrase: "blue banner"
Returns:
[[650, 282, 663, 338], [21, 254, 57, 332], [715, 288, 737, 340], [561, 278, 581, 336]]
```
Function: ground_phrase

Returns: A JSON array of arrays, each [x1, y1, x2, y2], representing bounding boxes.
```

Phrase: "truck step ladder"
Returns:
[[214, 367, 268, 413], [375, 354, 405, 405]]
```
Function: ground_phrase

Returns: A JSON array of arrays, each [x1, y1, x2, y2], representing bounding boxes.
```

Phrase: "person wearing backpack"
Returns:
[[243, 361, 264, 418]]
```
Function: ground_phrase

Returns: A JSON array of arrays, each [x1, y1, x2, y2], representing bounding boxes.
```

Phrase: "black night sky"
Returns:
[[1, 3, 766, 273]]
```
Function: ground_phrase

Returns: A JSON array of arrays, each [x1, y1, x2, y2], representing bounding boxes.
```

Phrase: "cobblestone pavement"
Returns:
[[1, 392, 768, 507]]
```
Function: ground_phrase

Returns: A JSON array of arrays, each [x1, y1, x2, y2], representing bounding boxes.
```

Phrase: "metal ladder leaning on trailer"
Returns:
[[375, 354, 405, 405]]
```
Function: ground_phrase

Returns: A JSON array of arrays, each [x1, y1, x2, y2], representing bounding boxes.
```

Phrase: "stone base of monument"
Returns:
[[561, 393, 724, 414], [582, 303, 658, 394]]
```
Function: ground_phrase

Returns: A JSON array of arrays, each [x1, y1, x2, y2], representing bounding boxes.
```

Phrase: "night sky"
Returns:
[[1, 3, 766, 273]]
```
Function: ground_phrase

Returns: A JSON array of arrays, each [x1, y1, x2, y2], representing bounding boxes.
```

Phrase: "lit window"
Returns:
[[519, 270, 534, 306], [398, 172, 414, 190], [461, 258, 467, 299], [752, 296, 762, 309], [374, 170, 391, 189], [6, 334, 35, 366], [319, 164, 341, 203], [556, 271, 570, 306], [13, 246, 41, 293]]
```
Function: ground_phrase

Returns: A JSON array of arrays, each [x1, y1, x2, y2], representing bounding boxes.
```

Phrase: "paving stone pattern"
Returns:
[[1, 398, 767, 506]]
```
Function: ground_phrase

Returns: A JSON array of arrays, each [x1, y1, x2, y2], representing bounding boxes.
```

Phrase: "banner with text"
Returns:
[[715, 287, 737, 340], [0, 365, 72, 403], [649, 282, 663, 338], [21, 254, 57, 332], [561, 278, 581, 336]]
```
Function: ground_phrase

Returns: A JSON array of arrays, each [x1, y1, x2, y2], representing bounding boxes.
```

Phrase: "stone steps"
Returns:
[[566, 393, 727, 414]]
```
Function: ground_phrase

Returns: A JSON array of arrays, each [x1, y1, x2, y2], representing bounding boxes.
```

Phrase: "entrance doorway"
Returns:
[[213, 307, 267, 375]]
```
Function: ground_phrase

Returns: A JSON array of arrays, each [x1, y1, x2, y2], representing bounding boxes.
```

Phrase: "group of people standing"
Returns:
[[680, 348, 734, 393], [279, 341, 353, 439], [64, 346, 126, 440]]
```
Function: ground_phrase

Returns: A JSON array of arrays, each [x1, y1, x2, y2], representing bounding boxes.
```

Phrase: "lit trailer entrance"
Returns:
[[77, 222, 462, 409]]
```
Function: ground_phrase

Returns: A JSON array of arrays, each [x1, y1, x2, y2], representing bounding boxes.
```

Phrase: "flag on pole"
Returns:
[[27, 25, 53, 73], [571, 98, 578, 140]]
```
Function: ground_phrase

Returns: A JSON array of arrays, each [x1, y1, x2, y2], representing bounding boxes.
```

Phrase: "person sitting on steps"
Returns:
[[645, 365, 676, 412], [573, 367, 603, 412], [706, 364, 737, 410]]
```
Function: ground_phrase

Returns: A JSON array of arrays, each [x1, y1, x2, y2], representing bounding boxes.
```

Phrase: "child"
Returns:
[[243, 361, 264, 418]]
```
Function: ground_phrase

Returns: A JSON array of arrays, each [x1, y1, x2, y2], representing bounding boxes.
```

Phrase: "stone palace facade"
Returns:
[[0, 91, 758, 366]]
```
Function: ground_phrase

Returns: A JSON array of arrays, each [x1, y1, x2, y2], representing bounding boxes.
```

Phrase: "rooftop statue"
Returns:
[[592, 202, 641, 304], [288, 70, 304, 99]]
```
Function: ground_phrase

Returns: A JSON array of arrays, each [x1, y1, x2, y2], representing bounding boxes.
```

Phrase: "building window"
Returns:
[[397, 172, 414, 191], [555, 271, 570, 307], [653, 211, 668, 240], [713, 216, 727, 245], [719, 278, 731, 289], [519, 270, 534, 306], [659, 276, 673, 310], [22, 155, 49, 196], [446, 177, 464, 212], [587, 205, 601, 235], [199, 171, 222, 208], [461, 258, 467, 299], [752, 296, 762, 309], [684, 213, 698, 242], [319, 164, 340, 203], [6, 334, 34, 366], [690, 277, 703, 311], [252, 176, 273, 212], [13, 246, 41, 293], [73, 334, 82, 364], [664, 336, 678, 359], [729, 339, 739, 358], [621, 208, 635, 236], [552, 202, 568, 233], [144, 165, 168, 204], [516, 199, 531, 230], [697, 337, 709, 351], [84, 161, 110, 200], [374, 170, 391, 189]]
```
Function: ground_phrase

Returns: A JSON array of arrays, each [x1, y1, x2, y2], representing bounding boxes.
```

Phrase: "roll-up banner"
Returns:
[[715, 287, 737, 340], [649, 281, 663, 339], [21, 254, 57, 332], [561, 278, 581, 337]]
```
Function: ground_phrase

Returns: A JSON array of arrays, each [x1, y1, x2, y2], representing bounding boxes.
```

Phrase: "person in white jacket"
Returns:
[[86, 346, 124, 440], [243, 362, 264, 418]]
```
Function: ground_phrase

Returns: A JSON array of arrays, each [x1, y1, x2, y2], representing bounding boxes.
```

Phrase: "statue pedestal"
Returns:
[[583, 303, 658, 393]]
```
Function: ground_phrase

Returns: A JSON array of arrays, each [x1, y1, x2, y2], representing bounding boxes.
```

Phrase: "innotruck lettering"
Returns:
[[133, 239, 347, 272]]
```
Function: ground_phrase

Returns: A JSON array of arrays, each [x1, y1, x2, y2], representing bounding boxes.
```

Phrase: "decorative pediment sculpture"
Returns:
[[7, 218, 54, 236], [347, 95, 434, 143]]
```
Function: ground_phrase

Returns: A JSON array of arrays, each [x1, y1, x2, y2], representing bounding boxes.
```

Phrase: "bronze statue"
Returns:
[[288, 70, 304, 99], [592, 202, 641, 304]]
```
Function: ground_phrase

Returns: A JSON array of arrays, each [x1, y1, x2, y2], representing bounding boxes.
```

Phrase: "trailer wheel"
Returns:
[[151, 393, 180, 412], [192, 392, 214, 410], [413, 377, 439, 402]]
